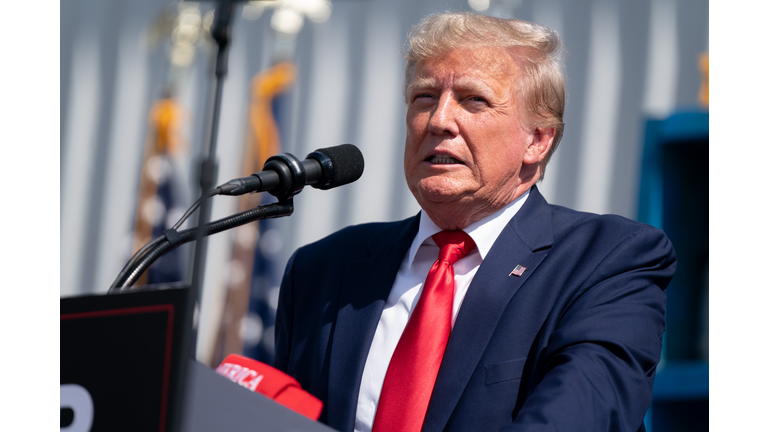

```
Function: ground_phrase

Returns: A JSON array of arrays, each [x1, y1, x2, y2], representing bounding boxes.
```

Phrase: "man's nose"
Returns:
[[428, 93, 459, 136]]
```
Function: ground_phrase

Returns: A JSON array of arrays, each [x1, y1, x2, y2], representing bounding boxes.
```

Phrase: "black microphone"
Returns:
[[219, 144, 364, 199]]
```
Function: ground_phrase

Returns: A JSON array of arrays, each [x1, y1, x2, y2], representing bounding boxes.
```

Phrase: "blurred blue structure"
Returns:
[[639, 110, 709, 431]]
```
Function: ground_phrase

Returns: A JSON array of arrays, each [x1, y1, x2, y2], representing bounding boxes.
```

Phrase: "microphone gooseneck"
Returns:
[[108, 144, 364, 292]]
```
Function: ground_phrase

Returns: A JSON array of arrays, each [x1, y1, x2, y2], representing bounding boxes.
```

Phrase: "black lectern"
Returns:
[[61, 285, 335, 432]]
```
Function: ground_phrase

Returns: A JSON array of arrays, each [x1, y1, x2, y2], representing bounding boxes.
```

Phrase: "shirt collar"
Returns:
[[407, 188, 531, 268]]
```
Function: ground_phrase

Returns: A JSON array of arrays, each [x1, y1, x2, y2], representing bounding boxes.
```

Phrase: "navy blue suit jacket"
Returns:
[[275, 187, 676, 431]]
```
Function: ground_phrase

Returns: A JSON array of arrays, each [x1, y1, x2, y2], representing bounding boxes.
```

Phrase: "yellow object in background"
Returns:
[[699, 52, 708, 108], [149, 97, 189, 154]]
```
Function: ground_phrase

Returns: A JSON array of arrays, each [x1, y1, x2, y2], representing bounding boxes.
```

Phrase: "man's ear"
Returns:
[[523, 127, 556, 165]]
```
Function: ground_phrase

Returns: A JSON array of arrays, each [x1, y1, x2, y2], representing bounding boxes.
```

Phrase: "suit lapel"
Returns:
[[423, 187, 554, 431], [327, 216, 420, 431]]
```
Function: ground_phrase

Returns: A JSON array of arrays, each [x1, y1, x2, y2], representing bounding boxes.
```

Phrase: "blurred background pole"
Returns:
[[189, 0, 242, 356]]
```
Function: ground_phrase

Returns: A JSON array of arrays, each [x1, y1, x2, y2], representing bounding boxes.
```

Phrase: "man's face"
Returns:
[[404, 46, 542, 229]]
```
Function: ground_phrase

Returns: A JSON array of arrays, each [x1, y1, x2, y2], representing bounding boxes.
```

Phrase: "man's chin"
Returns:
[[413, 186, 473, 207]]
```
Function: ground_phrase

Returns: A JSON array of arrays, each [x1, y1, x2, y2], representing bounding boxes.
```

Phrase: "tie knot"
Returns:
[[432, 230, 476, 265]]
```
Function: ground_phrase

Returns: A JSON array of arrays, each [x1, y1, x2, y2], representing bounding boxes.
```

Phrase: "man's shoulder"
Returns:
[[523, 187, 666, 246], [546, 204, 672, 256], [549, 204, 659, 236]]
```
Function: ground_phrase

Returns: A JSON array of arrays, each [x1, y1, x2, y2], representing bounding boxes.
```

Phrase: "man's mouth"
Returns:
[[428, 155, 462, 164]]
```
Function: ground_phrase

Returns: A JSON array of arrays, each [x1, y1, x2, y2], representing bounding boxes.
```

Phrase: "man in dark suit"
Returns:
[[275, 11, 675, 432]]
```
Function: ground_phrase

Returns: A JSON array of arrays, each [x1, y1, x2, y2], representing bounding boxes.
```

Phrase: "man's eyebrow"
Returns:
[[453, 77, 494, 93], [407, 77, 438, 92], [408, 76, 495, 94]]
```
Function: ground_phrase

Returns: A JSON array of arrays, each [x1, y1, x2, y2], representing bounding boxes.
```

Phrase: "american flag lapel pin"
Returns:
[[509, 265, 526, 277]]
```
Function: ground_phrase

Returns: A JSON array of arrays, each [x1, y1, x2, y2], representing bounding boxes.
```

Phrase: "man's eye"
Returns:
[[468, 96, 487, 103], [411, 93, 435, 104]]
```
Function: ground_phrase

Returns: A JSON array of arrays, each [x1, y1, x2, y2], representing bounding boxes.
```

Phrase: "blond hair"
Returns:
[[403, 12, 566, 175]]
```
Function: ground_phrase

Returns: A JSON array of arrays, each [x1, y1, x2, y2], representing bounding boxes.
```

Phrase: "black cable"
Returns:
[[173, 197, 202, 231], [174, 186, 235, 230]]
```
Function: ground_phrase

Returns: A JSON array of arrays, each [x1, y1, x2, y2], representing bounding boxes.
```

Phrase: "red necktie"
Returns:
[[372, 230, 476, 432]]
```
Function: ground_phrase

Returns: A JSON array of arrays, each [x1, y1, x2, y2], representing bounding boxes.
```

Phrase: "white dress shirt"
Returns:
[[353, 189, 530, 432]]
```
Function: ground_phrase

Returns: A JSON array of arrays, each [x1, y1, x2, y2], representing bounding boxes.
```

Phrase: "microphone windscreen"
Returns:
[[315, 144, 364, 189], [215, 354, 323, 420]]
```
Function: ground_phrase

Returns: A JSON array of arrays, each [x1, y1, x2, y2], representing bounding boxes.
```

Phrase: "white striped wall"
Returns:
[[59, 0, 709, 360]]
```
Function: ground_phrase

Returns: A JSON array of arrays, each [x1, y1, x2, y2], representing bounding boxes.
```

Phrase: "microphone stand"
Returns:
[[178, 5, 243, 423], [188, 0, 245, 356]]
